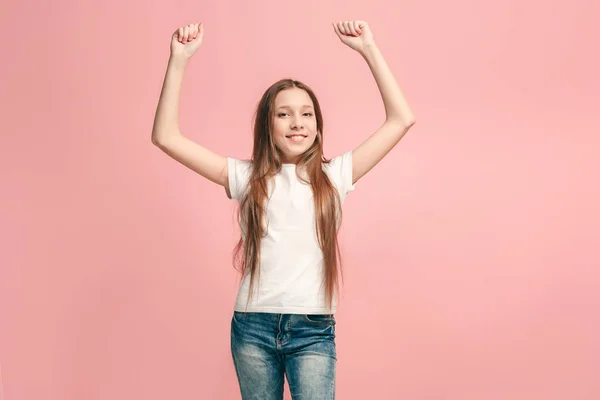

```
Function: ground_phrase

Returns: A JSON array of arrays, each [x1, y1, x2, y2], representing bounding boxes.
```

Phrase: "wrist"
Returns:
[[359, 42, 379, 61], [359, 42, 378, 57], [169, 53, 191, 65]]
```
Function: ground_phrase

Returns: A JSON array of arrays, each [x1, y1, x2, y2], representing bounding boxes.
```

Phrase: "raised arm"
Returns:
[[151, 22, 229, 189], [333, 20, 416, 184]]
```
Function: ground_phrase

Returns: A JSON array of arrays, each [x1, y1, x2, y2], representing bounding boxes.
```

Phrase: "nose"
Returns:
[[291, 118, 304, 130]]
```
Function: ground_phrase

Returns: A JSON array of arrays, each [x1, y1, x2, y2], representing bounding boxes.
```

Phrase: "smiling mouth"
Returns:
[[286, 134, 308, 143]]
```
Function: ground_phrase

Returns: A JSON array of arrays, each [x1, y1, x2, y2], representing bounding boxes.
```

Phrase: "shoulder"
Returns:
[[323, 151, 355, 198], [323, 151, 353, 174], [227, 157, 253, 200], [228, 157, 252, 173]]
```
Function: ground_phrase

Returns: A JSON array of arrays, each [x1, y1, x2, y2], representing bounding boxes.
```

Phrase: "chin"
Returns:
[[277, 139, 316, 162], [282, 149, 306, 163]]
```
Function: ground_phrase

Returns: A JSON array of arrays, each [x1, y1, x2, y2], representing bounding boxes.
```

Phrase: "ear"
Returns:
[[315, 130, 323, 143]]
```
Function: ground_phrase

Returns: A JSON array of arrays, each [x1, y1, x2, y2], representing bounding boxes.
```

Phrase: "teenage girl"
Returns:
[[151, 19, 415, 400]]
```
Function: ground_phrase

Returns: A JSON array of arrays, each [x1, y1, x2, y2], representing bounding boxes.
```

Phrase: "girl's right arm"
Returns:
[[151, 22, 229, 191]]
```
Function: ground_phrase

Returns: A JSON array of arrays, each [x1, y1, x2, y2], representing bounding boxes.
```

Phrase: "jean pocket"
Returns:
[[302, 314, 336, 326], [232, 311, 246, 324]]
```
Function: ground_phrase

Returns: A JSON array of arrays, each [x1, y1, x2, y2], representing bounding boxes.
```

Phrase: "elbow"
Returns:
[[151, 135, 171, 150], [386, 116, 416, 131], [402, 112, 417, 128], [151, 130, 178, 147], [151, 134, 163, 147]]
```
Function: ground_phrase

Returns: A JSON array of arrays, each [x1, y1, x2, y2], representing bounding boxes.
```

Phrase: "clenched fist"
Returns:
[[332, 20, 375, 54], [171, 22, 204, 59]]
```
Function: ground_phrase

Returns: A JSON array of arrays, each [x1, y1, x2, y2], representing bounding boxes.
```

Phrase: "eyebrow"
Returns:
[[276, 105, 314, 110]]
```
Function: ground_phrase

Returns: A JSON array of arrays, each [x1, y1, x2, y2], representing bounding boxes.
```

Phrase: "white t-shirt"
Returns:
[[226, 151, 355, 314]]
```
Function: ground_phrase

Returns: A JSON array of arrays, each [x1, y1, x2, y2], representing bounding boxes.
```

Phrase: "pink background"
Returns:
[[2, 0, 599, 399]]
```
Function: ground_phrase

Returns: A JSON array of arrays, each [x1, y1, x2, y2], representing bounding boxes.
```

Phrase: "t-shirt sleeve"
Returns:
[[226, 157, 252, 201], [325, 150, 355, 203]]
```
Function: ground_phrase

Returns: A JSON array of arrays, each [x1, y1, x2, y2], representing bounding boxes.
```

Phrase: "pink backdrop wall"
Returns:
[[2, 0, 599, 399]]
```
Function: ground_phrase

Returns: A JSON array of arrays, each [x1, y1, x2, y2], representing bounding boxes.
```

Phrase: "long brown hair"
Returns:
[[233, 78, 344, 311]]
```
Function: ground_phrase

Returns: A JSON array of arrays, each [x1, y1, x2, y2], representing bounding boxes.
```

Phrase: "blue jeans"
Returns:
[[230, 312, 337, 399]]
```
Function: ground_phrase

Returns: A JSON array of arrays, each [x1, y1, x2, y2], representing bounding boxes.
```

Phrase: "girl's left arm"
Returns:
[[333, 21, 416, 184]]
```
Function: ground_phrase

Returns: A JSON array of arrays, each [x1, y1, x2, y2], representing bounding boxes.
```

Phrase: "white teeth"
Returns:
[[289, 135, 305, 142]]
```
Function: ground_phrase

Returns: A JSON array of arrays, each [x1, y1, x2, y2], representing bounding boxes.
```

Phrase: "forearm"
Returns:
[[151, 55, 189, 145], [360, 44, 415, 126]]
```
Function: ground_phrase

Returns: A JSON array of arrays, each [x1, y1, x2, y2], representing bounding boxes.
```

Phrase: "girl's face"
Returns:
[[271, 87, 318, 164]]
